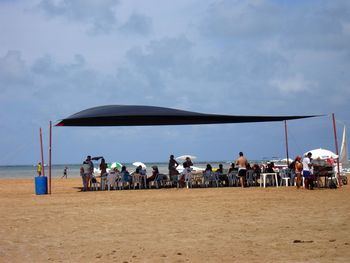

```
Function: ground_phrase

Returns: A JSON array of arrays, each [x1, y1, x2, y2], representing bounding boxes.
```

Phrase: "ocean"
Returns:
[[0, 161, 230, 179], [1, 160, 348, 179]]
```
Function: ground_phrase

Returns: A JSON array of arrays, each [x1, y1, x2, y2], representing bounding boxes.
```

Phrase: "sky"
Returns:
[[0, 0, 349, 165]]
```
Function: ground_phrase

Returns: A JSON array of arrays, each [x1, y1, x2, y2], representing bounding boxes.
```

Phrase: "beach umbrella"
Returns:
[[132, 161, 147, 169], [109, 162, 123, 170], [176, 155, 197, 161], [304, 148, 338, 160]]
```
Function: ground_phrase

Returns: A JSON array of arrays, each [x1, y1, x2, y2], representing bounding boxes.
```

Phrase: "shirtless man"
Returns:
[[236, 152, 248, 188]]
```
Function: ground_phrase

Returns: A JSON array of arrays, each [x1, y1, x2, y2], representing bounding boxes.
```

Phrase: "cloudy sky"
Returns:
[[0, 0, 349, 165]]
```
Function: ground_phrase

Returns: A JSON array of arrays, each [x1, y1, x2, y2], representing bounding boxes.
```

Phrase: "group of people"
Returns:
[[78, 150, 321, 191], [167, 153, 247, 188], [289, 152, 314, 189], [79, 155, 165, 191]]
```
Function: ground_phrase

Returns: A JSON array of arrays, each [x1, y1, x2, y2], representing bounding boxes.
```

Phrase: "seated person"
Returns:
[[147, 165, 161, 186], [178, 163, 191, 188], [216, 163, 228, 186], [120, 166, 131, 185], [266, 162, 275, 173], [202, 163, 213, 186]]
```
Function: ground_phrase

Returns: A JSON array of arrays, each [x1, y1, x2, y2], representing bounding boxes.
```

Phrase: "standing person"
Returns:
[[302, 152, 313, 190], [82, 161, 91, 191], [99, 158, 108, 189], [61, 166, 68, 179], [236, 152, 248, 188], [37, 162, 42, 176], [294, 156, 303, 188], [80, 164, 85, 188], [86, 155, 94, 173], [82, 155, 94, 191], [168, 155, 179, 183], [183, 157, 193, 168], [99, 158, 107, 177]]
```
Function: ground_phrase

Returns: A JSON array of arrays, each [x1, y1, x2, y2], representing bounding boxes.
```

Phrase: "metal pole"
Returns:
[[284, 120, 290, 166], [49, 121, 52, 194], [40, 128, 45, 177], [332, 113, 342, 186]]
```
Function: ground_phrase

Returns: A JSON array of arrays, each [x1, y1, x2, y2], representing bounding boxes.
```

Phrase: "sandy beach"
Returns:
[[0, 178, 349, 263]]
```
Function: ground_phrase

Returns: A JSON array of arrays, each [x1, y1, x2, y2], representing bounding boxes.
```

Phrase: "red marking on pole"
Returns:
[[40, 128, 45, 177], [284, 120, 290, 166], [49, 121, 52, 194]]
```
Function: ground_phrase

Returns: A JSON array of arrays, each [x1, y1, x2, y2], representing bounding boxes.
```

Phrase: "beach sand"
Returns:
[[0, 178, 349, 263]]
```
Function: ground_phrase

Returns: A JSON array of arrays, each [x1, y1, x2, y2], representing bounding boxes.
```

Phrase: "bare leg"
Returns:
[[296, 173, 301, 188], [240, 177, 245, 188]]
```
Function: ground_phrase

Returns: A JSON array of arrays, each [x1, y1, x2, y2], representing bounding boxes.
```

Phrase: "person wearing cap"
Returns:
[[302, 152, 313, 189]]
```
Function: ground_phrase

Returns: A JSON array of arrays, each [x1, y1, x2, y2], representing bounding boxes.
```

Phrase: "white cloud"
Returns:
[[0, 0, 350, 164], [270, 74, 318, 93]]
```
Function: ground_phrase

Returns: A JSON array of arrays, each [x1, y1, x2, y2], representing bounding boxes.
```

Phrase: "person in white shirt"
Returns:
[[302, 152, 313, 189]]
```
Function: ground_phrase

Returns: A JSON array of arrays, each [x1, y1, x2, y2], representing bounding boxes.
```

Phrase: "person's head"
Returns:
[[87, 155, 91, 161], [170, 155, 174, 159], [219, 164, 223, 169], [230, 162, 235, 168], [206, 163, 212, 170], [307, 152, 312, 158], [101, 158, 105, 164], [186, 157, 191, 161], [239, 152, 244, 157], [296, 156, 301, 161], [121, 165, 126, 172]]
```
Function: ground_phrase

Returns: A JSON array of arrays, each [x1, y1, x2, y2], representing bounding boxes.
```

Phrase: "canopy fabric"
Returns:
[[339, 125, 349, 165], [55, 105, 320, 127]]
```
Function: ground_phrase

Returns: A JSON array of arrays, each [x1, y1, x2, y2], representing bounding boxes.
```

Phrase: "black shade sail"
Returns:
[[55, 105, 320, 127]]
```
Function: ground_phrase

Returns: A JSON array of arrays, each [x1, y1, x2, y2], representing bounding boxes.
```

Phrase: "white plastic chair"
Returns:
[[280, 169, 290, 187], [107, 172, 117, 191], [227, 171, 238, 186], [210, 172, 219, 187], [202, 170, 211, 187], [185, 172, 193, 189], [246, 170, 256, 186], [90, 176, 100, 191], [118, 173, 131, 190], [132, 173, 142, 189]]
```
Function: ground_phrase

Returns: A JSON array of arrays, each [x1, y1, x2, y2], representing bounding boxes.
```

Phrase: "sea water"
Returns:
[[0, 161, 230, 179], [1, 161, 348, 179]]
